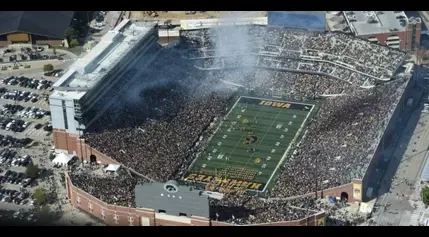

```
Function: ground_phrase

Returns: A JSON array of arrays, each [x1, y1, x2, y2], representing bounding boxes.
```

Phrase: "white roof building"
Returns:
[[52, 153, 73, 167]]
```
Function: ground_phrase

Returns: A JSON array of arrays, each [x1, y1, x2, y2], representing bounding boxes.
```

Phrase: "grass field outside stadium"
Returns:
[[183, 96, 315, 193]]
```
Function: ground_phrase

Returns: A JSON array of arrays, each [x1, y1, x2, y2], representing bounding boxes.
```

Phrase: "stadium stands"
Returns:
[[180, 25, 406, 87], [68, 25, 408, 225]]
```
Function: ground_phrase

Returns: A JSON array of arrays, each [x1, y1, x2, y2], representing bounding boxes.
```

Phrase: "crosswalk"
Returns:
[[410, 211, 421, 226], [409, 205, 429, 226]]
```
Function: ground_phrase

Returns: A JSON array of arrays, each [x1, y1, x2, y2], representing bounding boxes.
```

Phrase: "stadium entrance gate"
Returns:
[[90, 154, 97, 164], [340, 192, 349, 202]]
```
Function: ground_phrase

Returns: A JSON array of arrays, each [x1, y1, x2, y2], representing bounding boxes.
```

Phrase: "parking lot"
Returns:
[[0, 61, 57, 224], [0, 46, 71, 66], [0, 11, 109, 225]]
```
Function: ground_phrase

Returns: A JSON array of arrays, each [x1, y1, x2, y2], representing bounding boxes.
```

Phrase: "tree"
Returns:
[[25, 164, 39, 179], [422, 186, 429, 206], [43, 64, 54, 72], [69, 39, 79, 48], [34, 188, 46, 206], [64, 27, 77, 41]]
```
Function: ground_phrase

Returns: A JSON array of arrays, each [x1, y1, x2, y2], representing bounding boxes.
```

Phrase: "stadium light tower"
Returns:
[[75, 116, 85, 164]]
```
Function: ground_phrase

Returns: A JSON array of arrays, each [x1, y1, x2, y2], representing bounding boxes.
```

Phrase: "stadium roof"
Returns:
[[51, 19, 156, 100], [135, 181, 210, 218], [268, 11, 326, 31], [0, 11, 74, 39], [344, 11, 411, 36]]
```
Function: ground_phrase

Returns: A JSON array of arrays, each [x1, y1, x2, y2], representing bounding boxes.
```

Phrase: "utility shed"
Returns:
[[135, 180, 210, 218]]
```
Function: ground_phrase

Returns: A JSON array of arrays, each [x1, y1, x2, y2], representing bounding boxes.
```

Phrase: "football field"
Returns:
[[184, 96, 314, 192]]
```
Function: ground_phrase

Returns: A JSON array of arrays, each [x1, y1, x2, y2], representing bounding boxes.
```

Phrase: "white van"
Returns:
[[5, 122, 13, 131]]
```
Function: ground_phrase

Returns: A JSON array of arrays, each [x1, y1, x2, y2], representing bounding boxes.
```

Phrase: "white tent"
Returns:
[[105, 164, 121, 173], [52, 153, 73, 167]]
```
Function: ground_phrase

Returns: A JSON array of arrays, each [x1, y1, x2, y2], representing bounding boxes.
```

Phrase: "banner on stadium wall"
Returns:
[[316, 217, 326, 226], [353, 183, 362, 201]]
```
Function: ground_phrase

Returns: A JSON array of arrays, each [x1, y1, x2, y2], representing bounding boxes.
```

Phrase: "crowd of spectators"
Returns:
[[67, 25, 411, 224], [210, 194, 323, 224], [83, 50, 235, 181], [208, 69, 353, 101], [180, 25, 407, 87], [69, 165, 146, 208], [273, 79, 408, 198]]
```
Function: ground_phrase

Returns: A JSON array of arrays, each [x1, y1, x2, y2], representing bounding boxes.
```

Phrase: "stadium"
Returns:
[[51, 19, 413, 226]]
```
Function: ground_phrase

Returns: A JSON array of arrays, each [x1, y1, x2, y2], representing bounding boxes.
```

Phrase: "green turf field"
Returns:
[[183, 96, 314, 192]]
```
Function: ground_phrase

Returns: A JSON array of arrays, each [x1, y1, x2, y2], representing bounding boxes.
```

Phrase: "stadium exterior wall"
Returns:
[[359, 30, 420, 52], [355, 18, 421, 52], [361, 78, 414, 201], [55, 128, 360, 203], [269, 182, 359, 203], [64, 172, 326, 226]]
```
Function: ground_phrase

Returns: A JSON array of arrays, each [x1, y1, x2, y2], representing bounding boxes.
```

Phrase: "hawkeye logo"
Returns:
[[259, 100, 291, 109]]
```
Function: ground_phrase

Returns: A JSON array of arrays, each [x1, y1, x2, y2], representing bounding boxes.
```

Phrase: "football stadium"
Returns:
[[51, 19, 414, 226]]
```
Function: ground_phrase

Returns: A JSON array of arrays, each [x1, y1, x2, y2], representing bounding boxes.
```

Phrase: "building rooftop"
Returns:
[[51, 20, 156, 100], [268, 11, 326, 31], [0, 11, 74, 39], [135, 181, 210, 218], [344, 11, 409, 36]]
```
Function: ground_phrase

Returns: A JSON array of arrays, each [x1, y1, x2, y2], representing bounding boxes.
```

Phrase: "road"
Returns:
[[0, 202, 32, 212], [0, 59, 74, 78], [371, 93, 429, 226]]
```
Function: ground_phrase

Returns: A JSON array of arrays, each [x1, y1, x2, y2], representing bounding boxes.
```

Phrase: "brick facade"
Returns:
[[360, 20, 421, 51], [65, 172, 326, 226], [0, 36, 63, 47]]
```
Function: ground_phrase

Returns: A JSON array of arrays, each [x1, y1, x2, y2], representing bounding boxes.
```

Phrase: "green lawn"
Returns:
[[184, 96, 313, 192]]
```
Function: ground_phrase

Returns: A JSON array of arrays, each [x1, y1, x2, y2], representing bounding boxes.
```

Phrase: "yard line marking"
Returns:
[[185, 96, 243, 173], [222, 103, 263, 168], [243, 108, 282, 170]]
